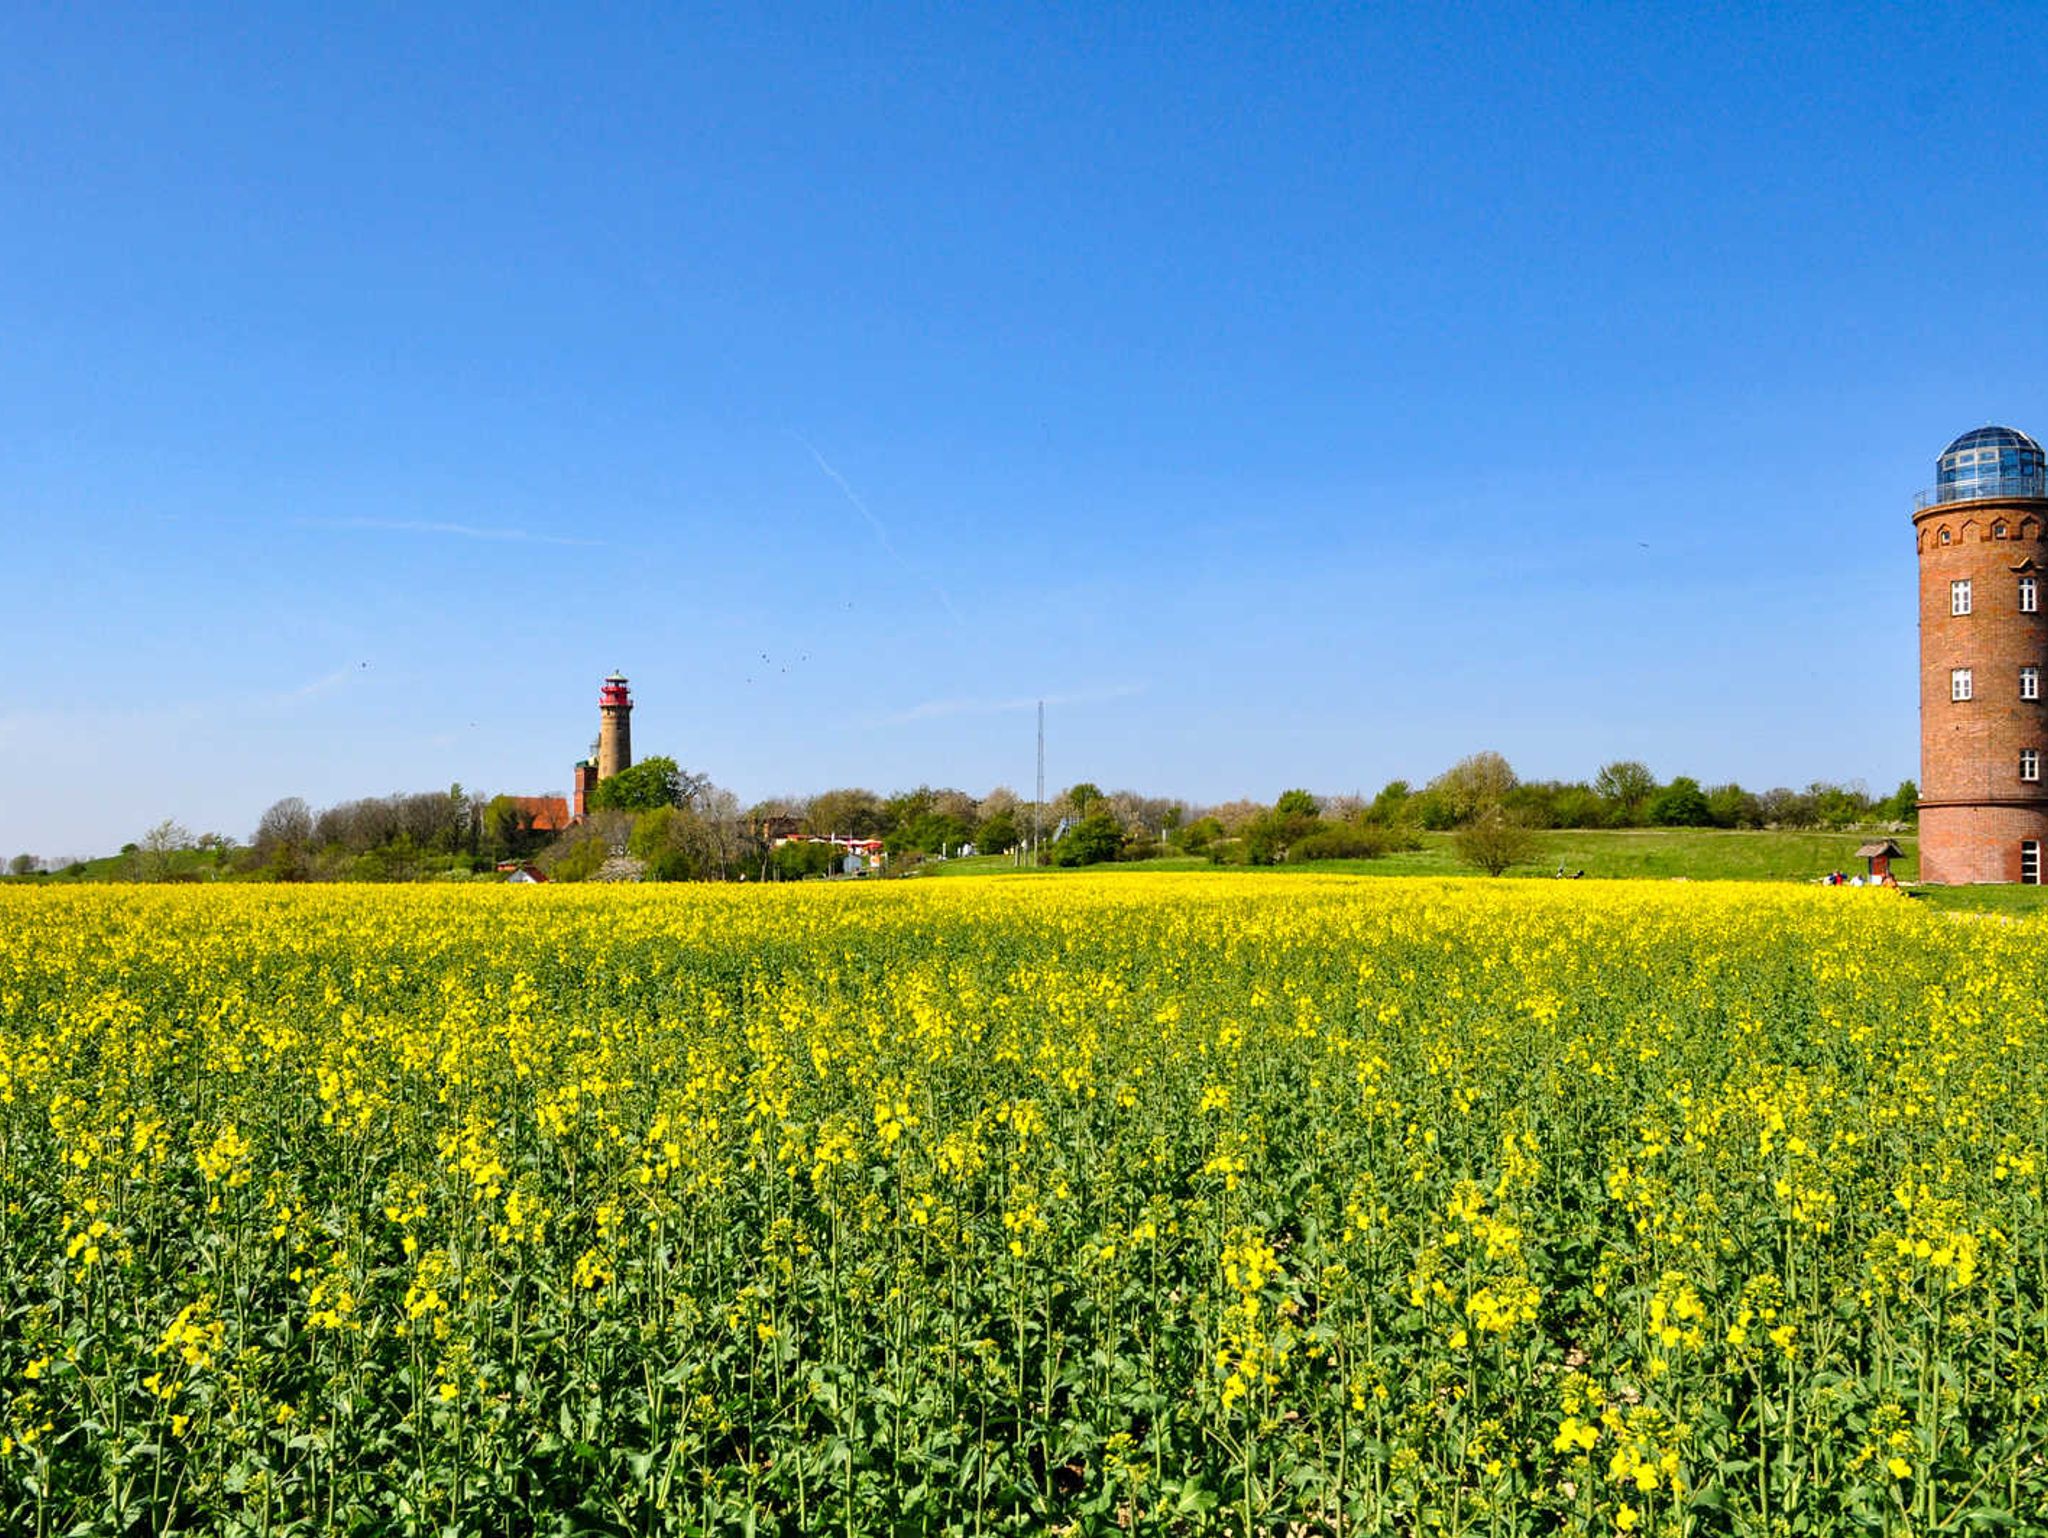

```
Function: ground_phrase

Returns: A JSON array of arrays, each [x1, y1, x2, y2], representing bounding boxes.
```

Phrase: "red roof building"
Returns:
[[511, 795, 572, 834]]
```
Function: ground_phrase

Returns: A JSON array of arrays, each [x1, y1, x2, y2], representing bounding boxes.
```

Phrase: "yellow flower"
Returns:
[[1555, 1417, 1600, 1453]]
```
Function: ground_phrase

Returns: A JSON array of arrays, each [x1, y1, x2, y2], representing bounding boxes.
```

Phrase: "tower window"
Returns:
[[1942, 528, 1953, 544], [1996, 523, 2010, 538], [2024, 577, 2038, 613], [1952, 579, 1973, 615], [1953, 668, 1974, 701], [2024, 749, 2040, 783], [2026, 667, 2041, 701]]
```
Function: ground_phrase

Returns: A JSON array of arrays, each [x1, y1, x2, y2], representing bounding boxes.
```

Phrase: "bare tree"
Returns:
[[1107, 790, 1176, 839], [931, 788, 980, 827], [254, 797, 315, 856], [749, 794, 810, 827], [136, 819, 194, 881], [1203, 799, 1268, 835], [699, 786, 750, 879]]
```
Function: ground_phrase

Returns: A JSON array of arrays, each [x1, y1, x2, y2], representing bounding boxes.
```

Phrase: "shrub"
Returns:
[[1454, 810, 1539, 876], [1289, 825, 1393, 862]]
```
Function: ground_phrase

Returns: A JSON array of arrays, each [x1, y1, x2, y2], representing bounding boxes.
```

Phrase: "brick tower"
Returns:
[[1914, 426, 2048, 883], [597, 672, 633, 782]]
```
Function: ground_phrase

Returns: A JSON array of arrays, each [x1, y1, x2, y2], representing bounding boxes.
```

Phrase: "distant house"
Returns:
[[499, 862, 549, 883], [511, 796, 572, 835], [771, 832, 886, 865]]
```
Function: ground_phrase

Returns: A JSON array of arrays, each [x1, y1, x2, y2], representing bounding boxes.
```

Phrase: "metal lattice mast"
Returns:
[[1034, 700, 1045, 861]]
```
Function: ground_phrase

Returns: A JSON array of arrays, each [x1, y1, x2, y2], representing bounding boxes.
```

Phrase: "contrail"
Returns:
[[791, 433, 965, 625], [295, 516, 606, 548]]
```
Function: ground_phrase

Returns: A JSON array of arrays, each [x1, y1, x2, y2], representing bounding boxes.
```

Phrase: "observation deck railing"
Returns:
[[1916, 474, 2048, 510]]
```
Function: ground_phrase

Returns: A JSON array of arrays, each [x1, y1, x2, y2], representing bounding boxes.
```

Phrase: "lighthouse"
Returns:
[[1913, 427, 2048, 882], [597, 672, 633, 783]]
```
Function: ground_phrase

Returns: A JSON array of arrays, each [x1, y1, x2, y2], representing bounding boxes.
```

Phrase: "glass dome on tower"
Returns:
[[1927, 425, 2046, 506]]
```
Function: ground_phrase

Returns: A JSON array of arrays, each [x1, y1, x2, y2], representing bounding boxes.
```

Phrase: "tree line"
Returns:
[[5, 752, 1917, 883]]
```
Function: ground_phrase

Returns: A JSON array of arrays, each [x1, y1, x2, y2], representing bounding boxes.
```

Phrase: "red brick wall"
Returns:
[[1915, 496, 2048, 882], [1918, 804, 2048, 884]]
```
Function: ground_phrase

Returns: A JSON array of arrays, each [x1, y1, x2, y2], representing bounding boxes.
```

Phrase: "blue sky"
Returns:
[[4, 3, 2045, 856]]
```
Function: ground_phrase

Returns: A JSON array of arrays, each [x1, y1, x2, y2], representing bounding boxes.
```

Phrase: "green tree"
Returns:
[[807, 788, 886, 839], [1759, 787, 1819, 828], [1273, 788, 1320, 819], [975, 807, 1020, 853], [880, 786, 938, 834], [1366, 780, 1413, 825], [1808, 781, 1871, 830], [1875, 779, 1919, 823], [1648, 776, 1713, 827], [1705, 783, 1762, 829], [1544, 784, 1609, 829], [886, 811, 973, 857], [1052, 813, 1122, 867], [357, 833, 424, 882], [1244, 791, 1323, 865], [1429, 752, 1518, 825], [768, 840, 841, 881], [1064, 782, 1105, 818], [628, 805, 714, 881], [588, 757, 702, 814], [1453, 809, 1539, 876], [548, 836, 610, 882], [482, 795, 547, 858], [1594, 760, 1658, 824]]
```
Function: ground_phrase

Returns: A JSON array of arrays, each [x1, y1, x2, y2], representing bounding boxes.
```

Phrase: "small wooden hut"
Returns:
[[1854, 839, 1902, 881]]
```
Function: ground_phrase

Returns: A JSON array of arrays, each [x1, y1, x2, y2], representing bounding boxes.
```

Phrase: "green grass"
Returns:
[[1497, 827, 1918, 882], [915, 827, 1917, 883], [1906, 883, 2048, 916]]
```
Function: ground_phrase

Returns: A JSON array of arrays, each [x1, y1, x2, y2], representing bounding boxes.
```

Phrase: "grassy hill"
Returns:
[[920, 827, 1917, 883]]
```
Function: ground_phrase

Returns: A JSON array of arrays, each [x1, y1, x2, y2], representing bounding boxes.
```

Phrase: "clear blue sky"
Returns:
[[4, 3, 2045, 857]]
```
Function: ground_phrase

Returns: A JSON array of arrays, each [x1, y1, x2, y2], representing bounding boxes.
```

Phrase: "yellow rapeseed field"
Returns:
[[0, 875, 2041, 1534]]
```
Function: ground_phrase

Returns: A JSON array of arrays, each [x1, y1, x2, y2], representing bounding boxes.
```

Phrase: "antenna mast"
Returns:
[[1034, 700, 1046, 864]]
